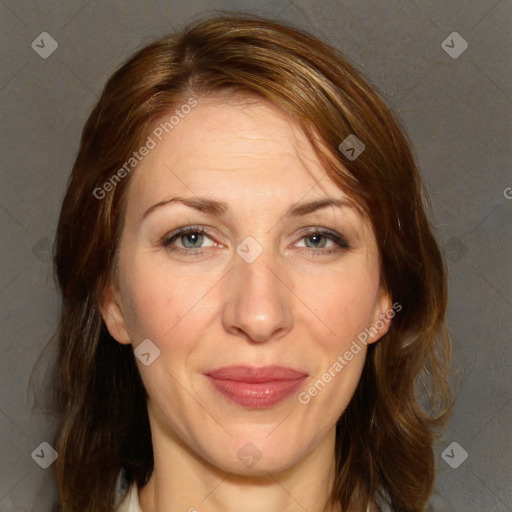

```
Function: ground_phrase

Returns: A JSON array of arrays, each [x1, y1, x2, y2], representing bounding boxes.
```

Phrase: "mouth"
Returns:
[[204, 365, 308, 409]]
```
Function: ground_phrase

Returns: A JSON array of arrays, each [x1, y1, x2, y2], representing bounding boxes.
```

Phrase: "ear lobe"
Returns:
[[99, 282, 131, 345], [367, 287, 393, 344]]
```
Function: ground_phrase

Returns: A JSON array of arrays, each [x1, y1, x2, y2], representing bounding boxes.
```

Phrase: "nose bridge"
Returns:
[[221, 240, 293, 343]]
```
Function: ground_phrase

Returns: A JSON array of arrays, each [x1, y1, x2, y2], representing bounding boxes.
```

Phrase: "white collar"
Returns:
[[116, 483, 141, 512]]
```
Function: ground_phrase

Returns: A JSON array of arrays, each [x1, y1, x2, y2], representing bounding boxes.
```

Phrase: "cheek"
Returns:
[[129, 288, 191, 354], [118, 252, 180, 341], [299, 262, 380, 348], [119, 253, 217, 357]]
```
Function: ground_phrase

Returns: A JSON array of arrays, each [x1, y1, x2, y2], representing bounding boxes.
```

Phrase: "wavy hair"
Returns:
[[45, 13, 455, 512]]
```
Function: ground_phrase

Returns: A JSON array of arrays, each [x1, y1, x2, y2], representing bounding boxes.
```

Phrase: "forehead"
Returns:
[[123, 95, 371, 232], [148, 97, 319, 171]]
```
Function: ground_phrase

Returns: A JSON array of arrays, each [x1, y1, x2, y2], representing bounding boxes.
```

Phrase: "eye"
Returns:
[[162, 226, 217, 253], [295, 228, 350, 255], [161, 225, 350, 257]]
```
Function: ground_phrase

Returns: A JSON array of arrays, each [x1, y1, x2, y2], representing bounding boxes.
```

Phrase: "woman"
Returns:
[[49, 14, 454, 512]]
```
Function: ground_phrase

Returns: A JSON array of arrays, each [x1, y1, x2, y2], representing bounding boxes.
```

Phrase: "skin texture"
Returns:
[[101, 95, 391, 512]]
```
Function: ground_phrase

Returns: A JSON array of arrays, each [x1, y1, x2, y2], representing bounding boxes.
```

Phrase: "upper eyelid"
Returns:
[[163, 225, 342, 238]]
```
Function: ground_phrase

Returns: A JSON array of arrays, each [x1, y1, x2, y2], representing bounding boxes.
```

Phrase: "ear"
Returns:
[[99, 282, 131, 345], [366, 286, 393, 345]]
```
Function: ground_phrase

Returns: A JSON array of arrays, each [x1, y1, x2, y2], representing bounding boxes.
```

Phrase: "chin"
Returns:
[[203, 436, 306, 476]]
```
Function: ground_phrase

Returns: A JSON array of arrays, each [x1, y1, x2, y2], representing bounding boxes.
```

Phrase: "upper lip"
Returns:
[[205, 365, 308, 383]]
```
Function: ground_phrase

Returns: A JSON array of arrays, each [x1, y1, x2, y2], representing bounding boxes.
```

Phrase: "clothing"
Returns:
[[116, 482, 141, 512]]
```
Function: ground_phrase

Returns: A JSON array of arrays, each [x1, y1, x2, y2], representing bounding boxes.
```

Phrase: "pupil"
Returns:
[[184, 233, 202, 248], [308, 233, 325, 248]]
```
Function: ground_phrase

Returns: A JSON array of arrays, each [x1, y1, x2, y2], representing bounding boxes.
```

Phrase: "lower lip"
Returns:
[[206, 376, 307, 408]]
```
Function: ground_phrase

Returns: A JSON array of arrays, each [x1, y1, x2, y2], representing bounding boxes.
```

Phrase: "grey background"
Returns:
[[0, 0, 510, 510]]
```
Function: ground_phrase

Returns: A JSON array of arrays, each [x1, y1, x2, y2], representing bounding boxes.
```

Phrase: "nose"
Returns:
[[221, 246, 293, 344]]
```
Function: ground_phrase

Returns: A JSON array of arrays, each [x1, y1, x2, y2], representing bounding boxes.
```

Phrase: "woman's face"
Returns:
[[102, 95, 391, 475]]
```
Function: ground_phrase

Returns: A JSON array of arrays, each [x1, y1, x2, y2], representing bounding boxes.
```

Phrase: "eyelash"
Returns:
[[161, 225, 350, 257]]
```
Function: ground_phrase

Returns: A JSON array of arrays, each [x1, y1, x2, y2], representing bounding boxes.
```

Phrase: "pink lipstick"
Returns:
[[205, 365, 307, 409]]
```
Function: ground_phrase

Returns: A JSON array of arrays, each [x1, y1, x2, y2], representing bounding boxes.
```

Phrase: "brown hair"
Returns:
[[47, 13, 454, 512]]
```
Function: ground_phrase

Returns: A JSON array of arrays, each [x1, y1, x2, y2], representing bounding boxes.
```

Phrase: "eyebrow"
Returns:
[[142, 196, 352, 220]]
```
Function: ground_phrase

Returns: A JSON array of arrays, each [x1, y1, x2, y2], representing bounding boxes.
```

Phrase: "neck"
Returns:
[[138, 416, 340, 512]]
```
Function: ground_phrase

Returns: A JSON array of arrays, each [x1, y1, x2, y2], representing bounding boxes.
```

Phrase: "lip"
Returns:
[[205, 365, 308, 409]]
